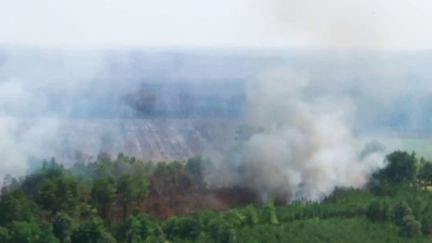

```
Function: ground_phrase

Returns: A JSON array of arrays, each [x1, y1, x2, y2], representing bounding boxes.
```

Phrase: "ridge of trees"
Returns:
[[0, 150, 432, 242]]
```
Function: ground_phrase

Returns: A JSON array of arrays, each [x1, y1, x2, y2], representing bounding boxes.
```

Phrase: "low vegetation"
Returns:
[[1, 150, 432, 242]]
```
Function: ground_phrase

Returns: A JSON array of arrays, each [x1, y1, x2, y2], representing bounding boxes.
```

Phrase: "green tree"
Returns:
[[7, 221, 58, 243], [71, 217, 116, 243], [0, 190, 37, 225], [53, 212, 73, 243], [420, 208, 432, 235], [245, 206, 259, 226], [375, 151, 417, 184], [225, 209, 246, 227], [394, 201, 413, 225], [366, 199, 393, 222], [91, 178, 116, 223], [21, 158, 65, 198], [37, 175, 79, 214], [401, 215, 422, 237], [0, 227, 9, 242], [125, 217, 143, 243], [122, 215, 166, 242], [117, 175, 148, 222], [185, 157, 206, 188], [418, 162, 432, 183], [264, 202, 279, 225]]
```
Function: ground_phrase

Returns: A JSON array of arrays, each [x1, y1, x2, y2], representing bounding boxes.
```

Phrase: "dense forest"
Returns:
[[1, 150, 432, 242]]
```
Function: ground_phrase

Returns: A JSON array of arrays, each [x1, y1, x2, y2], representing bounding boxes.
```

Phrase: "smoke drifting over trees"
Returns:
[[0, 48, 431, 201], [206, 68, 384, 201]]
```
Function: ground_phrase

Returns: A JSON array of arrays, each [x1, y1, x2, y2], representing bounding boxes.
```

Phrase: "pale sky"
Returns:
[[1, 0, 432, 50]]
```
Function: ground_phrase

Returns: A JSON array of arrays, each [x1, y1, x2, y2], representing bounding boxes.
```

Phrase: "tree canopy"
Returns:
[[0, 151, 431, 242]]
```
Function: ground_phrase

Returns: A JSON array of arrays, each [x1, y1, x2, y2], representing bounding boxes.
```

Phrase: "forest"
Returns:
[[1, 150, 432, 242]]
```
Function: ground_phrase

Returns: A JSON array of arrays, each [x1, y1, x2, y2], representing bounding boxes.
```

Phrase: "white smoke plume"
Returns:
[[206, 68, 385, 202], [0, 47, 426, 198]]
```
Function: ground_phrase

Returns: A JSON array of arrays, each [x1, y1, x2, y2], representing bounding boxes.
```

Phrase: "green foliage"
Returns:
[[117, 174, 148, 221], [91, 177, 116, 222], [53, 212, 73, 243], [263, 202, 279, 225], [71, 217, 116, 243], [6, 221, 58, 243], [164, 216, 198, 240], [394, 201, 413, 225], [418, 162, 432, 182], [125, 217, 143, 242], [121, 215, 165, 242], [36, 175, 79, 214], [185, 157, 204, 178], [244, 206, 259, 226], [21, 158, 65, 198], [420, 208, 432, 235], [1, 151, 432, 242], [366, 199, 393, 222], [0, 190, 38, 225], [401, 215, 422, 237], [0, 226, 9, 242], [375, 151, 417, 184]]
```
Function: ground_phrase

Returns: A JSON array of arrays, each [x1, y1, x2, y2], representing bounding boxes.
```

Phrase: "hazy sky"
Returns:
[[1, 0, 432, 50]]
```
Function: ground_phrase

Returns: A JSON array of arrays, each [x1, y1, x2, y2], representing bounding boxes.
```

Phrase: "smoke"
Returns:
[[0, 48, 252, 182], [206, 68, 385, 202], [0, 47, 429, 201], [257, 0, 383, 49], [0, 0, 431, 203], [0, 49, 110, 181]]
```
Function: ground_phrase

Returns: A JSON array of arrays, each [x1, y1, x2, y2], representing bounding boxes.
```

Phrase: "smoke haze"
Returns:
[[0, 48, 253, 181], [206, 68, 385, 201], [0, 48, 431, 201]]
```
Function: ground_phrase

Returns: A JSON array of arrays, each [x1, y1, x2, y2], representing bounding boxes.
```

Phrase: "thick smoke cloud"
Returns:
[[0, 47, 430, 201], [205, 67, 385, 201]]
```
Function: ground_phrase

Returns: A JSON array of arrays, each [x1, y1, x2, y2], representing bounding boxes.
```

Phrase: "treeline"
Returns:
[[363, 151, 432, 238], [0, 151, 432, 242]]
